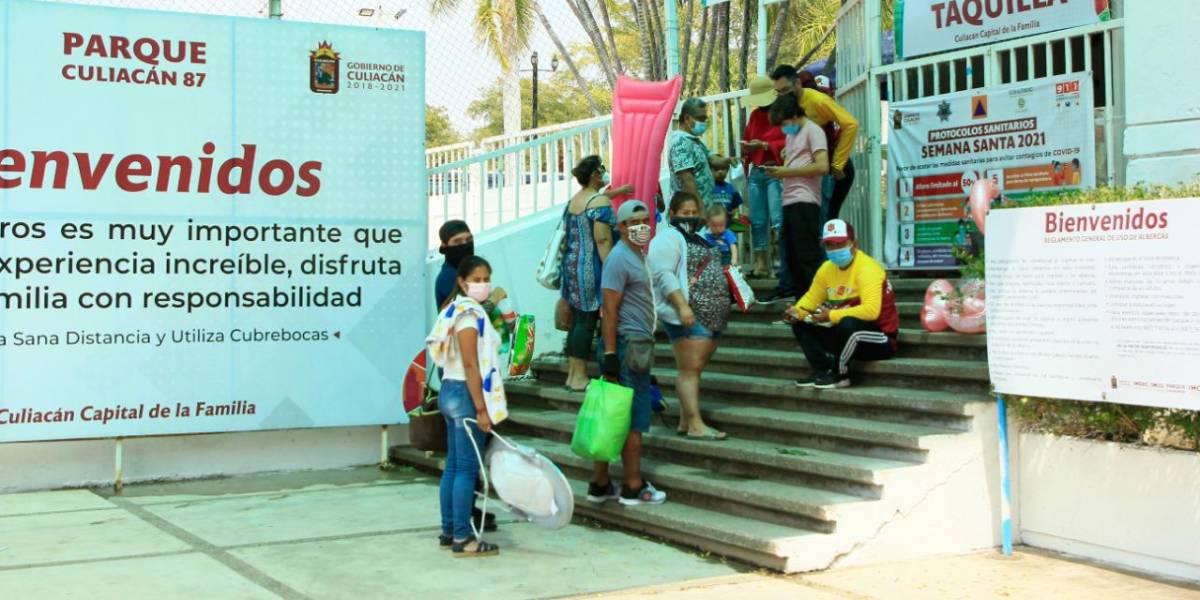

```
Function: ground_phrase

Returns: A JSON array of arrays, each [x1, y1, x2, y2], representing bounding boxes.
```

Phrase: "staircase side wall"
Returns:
[[814, 406, 1006, 571]]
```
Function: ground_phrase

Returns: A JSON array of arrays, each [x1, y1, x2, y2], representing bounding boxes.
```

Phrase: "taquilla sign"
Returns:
[[896, 0, 1113, 59]]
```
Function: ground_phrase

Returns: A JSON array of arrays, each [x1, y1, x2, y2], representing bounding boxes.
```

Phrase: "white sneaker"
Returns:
[[619, 481, 666, 506]]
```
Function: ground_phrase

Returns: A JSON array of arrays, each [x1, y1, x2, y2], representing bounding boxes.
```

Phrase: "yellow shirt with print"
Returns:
[[793, 250, 886, 325], [799, 88, 859, 173]]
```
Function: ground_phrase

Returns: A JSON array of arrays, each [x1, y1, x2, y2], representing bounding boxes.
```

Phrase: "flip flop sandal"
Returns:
[[686, 429, 728, 442], [452, 537, 499, 558]]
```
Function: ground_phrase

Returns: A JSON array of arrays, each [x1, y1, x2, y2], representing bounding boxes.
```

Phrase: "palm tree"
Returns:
[[680, 0, 695, 83], [566, 0, 619, 88], [431, 0, 535, 136], [534, 4, 602, 115], [766, 1, 793, 72], [738, 0, 753, 88], [595, 0, 624, 75]]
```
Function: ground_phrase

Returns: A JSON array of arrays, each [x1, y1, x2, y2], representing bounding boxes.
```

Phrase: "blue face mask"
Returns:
[[782, 123, 801, 136], [827, 247, 854, 268], [692, 121, 708, 136]]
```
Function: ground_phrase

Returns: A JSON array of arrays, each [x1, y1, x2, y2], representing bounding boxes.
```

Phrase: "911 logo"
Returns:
[[1056, 81, 1080, 95]]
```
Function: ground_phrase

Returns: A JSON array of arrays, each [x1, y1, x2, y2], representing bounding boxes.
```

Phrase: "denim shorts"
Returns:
[[663, 320, 723, 343]]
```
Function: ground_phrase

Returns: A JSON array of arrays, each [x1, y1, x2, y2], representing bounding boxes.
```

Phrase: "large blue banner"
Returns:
[[0, 0, 426, 441]]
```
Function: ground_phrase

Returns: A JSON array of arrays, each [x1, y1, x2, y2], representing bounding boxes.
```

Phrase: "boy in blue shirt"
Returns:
[[707, 155, 743, 212]]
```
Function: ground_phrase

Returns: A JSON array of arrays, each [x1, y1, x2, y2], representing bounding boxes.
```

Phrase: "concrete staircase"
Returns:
[[393, 276, 1001, 573]]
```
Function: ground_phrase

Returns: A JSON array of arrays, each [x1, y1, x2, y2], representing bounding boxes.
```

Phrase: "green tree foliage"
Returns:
[[426, 105, 460, 148], [467, 71, 614, 140]]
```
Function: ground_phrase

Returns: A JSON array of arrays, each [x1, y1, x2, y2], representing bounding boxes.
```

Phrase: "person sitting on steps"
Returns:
[[784, 219, 899, 389]]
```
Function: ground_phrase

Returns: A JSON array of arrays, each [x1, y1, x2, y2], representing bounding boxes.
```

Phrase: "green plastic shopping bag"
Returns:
[[570, 379, 633, 462], [508, 315, 536, 377]]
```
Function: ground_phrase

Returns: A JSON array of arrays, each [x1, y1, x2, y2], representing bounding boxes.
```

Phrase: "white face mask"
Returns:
[[627, 224, 652, 246], [601, 172, 611, 185], [466, 282, 491, 303]]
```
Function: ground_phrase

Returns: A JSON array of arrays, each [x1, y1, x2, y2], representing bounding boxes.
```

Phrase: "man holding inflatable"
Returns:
[[784, 220, 898, 389]]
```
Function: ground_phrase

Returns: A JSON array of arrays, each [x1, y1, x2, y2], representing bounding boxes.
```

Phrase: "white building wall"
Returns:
[[1122, 0, 1200, 185], [1017, 434, 1200, 583]]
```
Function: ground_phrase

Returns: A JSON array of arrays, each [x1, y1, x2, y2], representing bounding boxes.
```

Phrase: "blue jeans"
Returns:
[[438, 379, 489, 541], [747, 166, 783, 252], [596, 336, 653, 434]]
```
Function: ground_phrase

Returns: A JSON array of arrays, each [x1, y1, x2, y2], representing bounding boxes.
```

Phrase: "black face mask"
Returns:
[[670, 217, 704, 234], [440, 242, 474, 267]]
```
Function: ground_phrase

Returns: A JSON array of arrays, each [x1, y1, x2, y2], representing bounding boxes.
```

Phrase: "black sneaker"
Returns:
[[586, 481, 621, 504], [760, 289, 797, 303], [794, 373, 819, 388], [619, 481, 666, 506], [814, 371, 850, 389]]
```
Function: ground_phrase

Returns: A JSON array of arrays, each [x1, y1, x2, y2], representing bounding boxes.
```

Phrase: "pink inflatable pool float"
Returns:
[[609, 75, 683, 232]]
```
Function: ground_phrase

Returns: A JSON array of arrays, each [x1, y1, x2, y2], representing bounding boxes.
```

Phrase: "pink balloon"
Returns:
[[925, 279, 956, 309], [947, 308, 987, 334], [961, 296, 986, 319], [968, 179, 999, 236], [959, 278, 986, 302], [921, 303, 949, 332]]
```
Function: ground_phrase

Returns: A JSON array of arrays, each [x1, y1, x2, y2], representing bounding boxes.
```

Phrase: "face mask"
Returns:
[[440, 242, 474, 268], [827, 247, 854, 268], [466, 282, 491, 303], [782, 123, 801, 136], [691, 121, 708, 136], [670, 217, 703, 234], [627, 224, 652, 246], [601, 172, 611, 185]]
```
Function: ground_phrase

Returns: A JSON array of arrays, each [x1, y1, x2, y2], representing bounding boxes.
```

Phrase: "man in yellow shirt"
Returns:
[[771, 65, 859, 221], [784, 220, 899, 389]]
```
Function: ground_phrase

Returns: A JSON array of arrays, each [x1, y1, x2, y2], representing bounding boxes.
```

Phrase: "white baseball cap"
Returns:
[[822, 219, 855, 244]]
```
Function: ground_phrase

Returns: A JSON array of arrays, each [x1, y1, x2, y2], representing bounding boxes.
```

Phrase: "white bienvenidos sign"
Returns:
[[897, 0, 1112, 59], [986, 199, 1200, 410]]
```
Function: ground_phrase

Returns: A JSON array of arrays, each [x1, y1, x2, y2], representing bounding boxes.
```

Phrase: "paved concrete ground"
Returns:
[[1, 467, 1196, 599]]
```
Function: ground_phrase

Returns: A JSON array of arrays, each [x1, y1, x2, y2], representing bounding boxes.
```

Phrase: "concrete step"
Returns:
[[391, 445, 825, 572], [495, 434, 870, 532], [650, 345, 990, 395], [533, 357, 984, 430], [503, 408, 918, 498], [700, 320, 988, 361], [506, 381, 961, 463]]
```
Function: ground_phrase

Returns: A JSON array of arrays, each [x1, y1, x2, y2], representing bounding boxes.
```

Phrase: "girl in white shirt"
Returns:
[[433, 255, 502, 557]]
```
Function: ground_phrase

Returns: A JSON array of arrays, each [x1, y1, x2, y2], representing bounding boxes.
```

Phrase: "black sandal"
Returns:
[[451, 536, 499, 557], [438, 533, 453, 549]]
